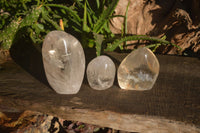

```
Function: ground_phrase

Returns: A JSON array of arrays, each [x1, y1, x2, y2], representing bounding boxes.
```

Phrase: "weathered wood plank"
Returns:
[[0, 50, 200, 132]]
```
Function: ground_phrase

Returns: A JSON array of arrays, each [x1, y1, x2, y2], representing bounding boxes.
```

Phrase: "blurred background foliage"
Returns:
[[0, 0, 177, 56]]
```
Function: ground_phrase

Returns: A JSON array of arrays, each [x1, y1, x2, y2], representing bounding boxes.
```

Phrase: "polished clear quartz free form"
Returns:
[[42, 31, 85, 94], [87, 55, 116, 90], [117, 47, 159, 90]]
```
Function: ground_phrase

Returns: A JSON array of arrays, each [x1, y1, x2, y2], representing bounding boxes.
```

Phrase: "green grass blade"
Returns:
[[104, 35, 181, 51], [45, 4, 82, 23], [123, 1, 130, 47], [87, 11, 94, 27], [41, 8, 61, 30], [96, 0, 100, 9], [83, 0, 90, 32], [93, 0, 119, 33]]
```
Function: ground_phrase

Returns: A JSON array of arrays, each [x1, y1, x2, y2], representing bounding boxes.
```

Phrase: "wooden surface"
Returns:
[[0, 49, 200, 132]]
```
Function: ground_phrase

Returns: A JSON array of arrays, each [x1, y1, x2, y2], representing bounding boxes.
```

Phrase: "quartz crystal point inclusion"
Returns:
[[87, 55, 116, 90], [42, 31, 85, 94], [118, 47, 159, 90]]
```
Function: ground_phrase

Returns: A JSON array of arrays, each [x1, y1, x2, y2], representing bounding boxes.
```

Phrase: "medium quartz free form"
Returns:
[[42, 31, 85, 94], [118, 47, 159, 90]]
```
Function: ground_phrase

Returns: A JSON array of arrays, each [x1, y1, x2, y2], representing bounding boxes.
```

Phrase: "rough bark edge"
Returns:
[[0, 97, 200, 133]]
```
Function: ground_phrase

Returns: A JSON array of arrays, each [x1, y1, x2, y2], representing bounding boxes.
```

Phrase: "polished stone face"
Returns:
[[87, 55, 116, 90], [118, 47, 159, 90], [42, 31, 85, 94]]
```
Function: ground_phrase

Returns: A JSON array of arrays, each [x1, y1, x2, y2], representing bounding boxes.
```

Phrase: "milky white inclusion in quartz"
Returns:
[[87, 55, 116, 90], [42, 31, 85, 94], [117, 47, 160, 90]]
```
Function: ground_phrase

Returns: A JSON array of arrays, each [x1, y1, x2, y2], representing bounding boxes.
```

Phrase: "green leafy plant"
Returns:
[[0, 0, 180, 55]]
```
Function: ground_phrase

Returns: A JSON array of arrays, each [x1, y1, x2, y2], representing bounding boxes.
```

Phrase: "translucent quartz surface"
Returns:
[[87, 55, 116, 90], [42, 31, 85, 94], [118, 47, 159, 90]]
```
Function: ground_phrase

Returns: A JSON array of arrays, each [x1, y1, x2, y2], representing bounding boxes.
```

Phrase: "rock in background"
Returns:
[[110, 0, 200, 56]]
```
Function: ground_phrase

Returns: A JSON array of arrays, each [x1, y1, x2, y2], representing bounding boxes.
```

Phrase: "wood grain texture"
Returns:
[[0, 51, 200, 132]]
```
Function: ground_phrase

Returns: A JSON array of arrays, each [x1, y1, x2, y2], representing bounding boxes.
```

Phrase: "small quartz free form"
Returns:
[[87, 55, 116, 90]]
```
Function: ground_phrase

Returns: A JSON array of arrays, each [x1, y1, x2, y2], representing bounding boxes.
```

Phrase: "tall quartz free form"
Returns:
[[118, 47, 159, 90], [42, 31, 85, 94]]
